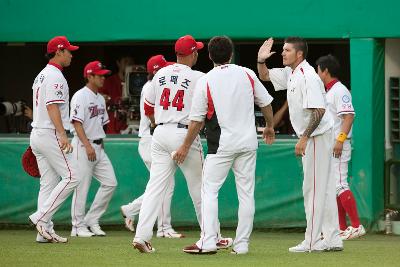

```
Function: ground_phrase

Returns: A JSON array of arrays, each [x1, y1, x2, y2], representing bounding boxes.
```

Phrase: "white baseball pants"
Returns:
[[70, 137, 117, 228], [29, 128, 80, 225], [333, 140, 352, 196], [122, 136, 175, 234], [302, 130, 342, 249], [134, 124, 203, 241], [196, 150, 256, 253]]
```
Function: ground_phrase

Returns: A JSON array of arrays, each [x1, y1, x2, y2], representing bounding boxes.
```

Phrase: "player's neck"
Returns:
[[86, 84, 99, 94], [177, 58, 193, 68], [48, 58, 64, 69], [289, 58, 304, 70], [324, 76, 338, 86]]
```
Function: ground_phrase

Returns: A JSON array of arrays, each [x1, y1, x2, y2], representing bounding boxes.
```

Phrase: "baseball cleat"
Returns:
[[36, 233, 50, 243], [89, 225, 106, 236], [120, 206, 135, 232], [35, 224, 53, 242], [132, 238, 155, 253], [50, 232, 68, 243], [182, 244, 217, 254], [216, 237, 233, 250], [157, 231, 185, 238], [288, 240, 328, 253], [341, 225, 366, 240], [71, 227, 95, 237], [288, 243, 311, 253]]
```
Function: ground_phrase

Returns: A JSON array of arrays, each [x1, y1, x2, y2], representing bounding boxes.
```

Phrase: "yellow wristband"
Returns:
[[336, 132, 347, 143]]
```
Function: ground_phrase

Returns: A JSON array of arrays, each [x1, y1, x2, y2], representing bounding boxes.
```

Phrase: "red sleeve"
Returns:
[[144, 102, 155, 116]]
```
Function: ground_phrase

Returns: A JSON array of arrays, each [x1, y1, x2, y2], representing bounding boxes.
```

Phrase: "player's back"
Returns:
[[205, 64, 259, 152], [31, 64, 70, 130], [150, 63, 203, 125]]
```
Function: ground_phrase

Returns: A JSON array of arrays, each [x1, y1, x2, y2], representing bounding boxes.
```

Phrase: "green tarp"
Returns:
[[0, 137, 373, 228]]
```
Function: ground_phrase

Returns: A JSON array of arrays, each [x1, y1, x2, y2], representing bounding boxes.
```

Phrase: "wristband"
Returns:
[[257, 61, 265, 64], [336, 132, 347, 143]]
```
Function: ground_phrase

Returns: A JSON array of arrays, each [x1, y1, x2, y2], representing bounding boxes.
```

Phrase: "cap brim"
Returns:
[[67, 45, 79, 51], [196, 42, 204, 50], [93, 69, 111, 76]]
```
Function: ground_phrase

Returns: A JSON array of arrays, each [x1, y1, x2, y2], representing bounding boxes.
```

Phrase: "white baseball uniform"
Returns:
[[189, 64, 273, 253], [121, 81, 176, 235], [269, 60, 342, 250], [70, 86, 117, 230], [29, 63, 80, 234], [134, 63, 204, 242], [325, 81, 355, 196]]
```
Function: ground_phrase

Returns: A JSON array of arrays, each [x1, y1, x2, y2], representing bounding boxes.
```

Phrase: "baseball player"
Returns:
[[70, 61, 118, 237], [316, 55, 365, 240], [174, 36, 275, 255], [120, 55, 184, 238], [28, 36, 80, 243], [132, 35, 232, 253], [257, 37, 343, 252]]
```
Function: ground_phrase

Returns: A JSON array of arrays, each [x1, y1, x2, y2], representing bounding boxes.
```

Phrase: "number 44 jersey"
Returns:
[[144, 63, 204, 125]]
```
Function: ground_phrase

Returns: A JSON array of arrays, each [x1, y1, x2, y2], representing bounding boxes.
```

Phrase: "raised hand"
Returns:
[[258, 38, 276, 62]]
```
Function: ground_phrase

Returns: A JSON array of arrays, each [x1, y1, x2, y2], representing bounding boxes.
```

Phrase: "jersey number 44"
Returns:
[[160, 88, 185, 111]]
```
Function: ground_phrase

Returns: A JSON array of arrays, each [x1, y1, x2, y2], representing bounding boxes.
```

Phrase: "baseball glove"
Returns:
[[22, 146, 40, 178]]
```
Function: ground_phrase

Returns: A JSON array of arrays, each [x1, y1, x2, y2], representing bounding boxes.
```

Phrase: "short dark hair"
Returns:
[[45, 52, 56, 60], [284, 37, 308, 59], [316, 54, 340, 78], [208, 36, 233, 64]]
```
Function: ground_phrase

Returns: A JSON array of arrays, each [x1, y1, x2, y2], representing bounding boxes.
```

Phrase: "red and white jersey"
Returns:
[[70, 87, 109, 140], [190, 64, 273, 153], [144, 63, 204, 125], [325, 80, 355, 138], [269, 60, 333, 137], [138, 81, 152, 138], [31, 63, 70, 130]]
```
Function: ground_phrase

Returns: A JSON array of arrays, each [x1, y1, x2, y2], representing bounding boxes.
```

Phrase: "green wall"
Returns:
[[350, 39, 385, 221], [0, 0, 400, 42], [0, 137, 375, 228]]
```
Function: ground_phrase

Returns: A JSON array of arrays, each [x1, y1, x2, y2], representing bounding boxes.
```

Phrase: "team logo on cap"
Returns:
[[57, 44, 64, 49]]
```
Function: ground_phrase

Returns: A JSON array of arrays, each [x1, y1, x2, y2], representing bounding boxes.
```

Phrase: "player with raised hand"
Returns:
[[257, 37, 343, 252]]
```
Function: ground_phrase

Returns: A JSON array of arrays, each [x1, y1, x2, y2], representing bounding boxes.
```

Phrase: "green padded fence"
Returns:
[[0, 136, 373, 228]]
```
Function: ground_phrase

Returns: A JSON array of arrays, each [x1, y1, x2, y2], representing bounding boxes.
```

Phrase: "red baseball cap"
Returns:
[[83, 61, 111, 77], [147, 55, 174, 74], [47, 36, 79, 54], [175, 35, 204, 56]]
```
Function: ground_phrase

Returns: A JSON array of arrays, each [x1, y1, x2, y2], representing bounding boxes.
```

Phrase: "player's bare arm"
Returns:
[[260, 104, 275, 145], [273, 101, 288, 128], [47, 104, 72, 153], [295, 108, 325, 156], [173, 120, 203, 164], [73, 121, 96, 161], [333, 113, 354, 158], [257, 38, 276, 81]]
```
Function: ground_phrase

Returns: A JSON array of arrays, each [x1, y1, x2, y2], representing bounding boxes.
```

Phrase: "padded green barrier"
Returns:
[[0, 137, 373, 228]]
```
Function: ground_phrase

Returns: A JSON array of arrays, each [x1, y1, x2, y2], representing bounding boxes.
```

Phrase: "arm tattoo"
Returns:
[[303, 108, 325, 138]]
